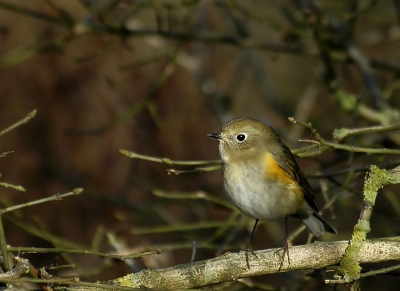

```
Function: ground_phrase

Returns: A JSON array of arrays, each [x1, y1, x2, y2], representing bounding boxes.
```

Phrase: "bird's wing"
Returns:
[[272, 142, 319, 213]]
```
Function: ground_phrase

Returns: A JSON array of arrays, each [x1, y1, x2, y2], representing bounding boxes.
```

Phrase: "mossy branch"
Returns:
[[335, 165, 400, 283], [53, 237, 400, 290]]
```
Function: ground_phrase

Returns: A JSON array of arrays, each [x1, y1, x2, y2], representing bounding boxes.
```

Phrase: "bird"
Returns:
[[208, 117, 336, 269]]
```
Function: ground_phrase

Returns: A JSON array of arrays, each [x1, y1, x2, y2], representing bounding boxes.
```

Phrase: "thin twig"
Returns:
[[8, 247, 162, 260], [360, 263, 400, 278], [120, 150, 220, 166], [333, 124, 400, 141], [289, 117, 400, 155], [0, 110, 37, 137], [0, 216, 11, 271], [166, 165, 221, 175], [0, 182, 25, 192], [1, 188, 83, 215]]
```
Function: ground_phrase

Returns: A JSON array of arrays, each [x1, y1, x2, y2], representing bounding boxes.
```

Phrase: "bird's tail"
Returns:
[[295, 213, 337, 237]]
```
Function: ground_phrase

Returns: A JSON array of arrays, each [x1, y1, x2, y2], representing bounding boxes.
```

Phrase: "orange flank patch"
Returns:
[[264, 152, 304, 211], [264, 152, 298, 186]]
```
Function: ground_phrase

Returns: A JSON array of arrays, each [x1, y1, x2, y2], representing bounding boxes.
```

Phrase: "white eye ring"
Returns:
[[236, 133, 247, 142]]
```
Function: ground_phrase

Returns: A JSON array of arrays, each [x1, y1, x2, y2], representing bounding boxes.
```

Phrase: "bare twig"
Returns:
[[333, 124, 400, 141], [1, 188, 83, 215], [0, 216, 11, 271], [8, 247, 162, 260], [289, 117, 400, 155], [0, 110, 37, 137], [120, 150, 220, 166]]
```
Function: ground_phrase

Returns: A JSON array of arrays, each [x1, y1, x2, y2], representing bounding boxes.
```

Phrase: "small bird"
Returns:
[[208, 117, 336, 268]]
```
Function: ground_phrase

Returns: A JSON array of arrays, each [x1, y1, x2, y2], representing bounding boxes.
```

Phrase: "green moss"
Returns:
[[333, 128, 351, 141], [117, 274, 136, 287], [333, 89, 357, 113], [363, 165, 396, 206], [337, 165, 398, 282], [337, 220, 369, 281]]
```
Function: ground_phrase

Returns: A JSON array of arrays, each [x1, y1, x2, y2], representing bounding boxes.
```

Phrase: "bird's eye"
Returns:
[[236, 134, 247, 142]]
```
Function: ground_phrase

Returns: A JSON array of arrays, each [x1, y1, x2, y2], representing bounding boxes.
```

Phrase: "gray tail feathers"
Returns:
[[295, 213, 337, 237]]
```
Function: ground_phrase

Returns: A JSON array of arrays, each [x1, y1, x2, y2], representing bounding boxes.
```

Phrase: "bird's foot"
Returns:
[[245, 243, 258, 269], [274, 240, 290, 272]]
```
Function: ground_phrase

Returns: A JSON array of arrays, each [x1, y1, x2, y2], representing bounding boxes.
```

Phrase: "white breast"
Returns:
[[222, 162, 302, 220]]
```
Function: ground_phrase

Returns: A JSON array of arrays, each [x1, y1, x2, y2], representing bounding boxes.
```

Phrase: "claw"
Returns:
[[245, 243, 258, 269], [274, 240, 290, 272]]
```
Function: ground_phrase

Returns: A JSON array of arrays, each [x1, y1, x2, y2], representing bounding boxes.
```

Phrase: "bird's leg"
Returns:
[[245, 219, 259, 269], [274, 216, 291, 271]]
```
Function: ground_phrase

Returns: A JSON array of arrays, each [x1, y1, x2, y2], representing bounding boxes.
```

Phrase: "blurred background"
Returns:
[[0, 0, 400, 290]]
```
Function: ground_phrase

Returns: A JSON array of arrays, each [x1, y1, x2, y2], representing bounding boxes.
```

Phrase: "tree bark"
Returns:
[[67, 237, 400, 290]]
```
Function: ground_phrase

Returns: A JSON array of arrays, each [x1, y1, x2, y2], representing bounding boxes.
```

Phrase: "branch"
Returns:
[[289, 117, 400, 155], [0, 109, 37, 137], [333, 124, 400, 141], [62, 237, 400, 290], [0, 188, 83, 214], [119, 150, 220, 166], [336, 165, 400, 283]]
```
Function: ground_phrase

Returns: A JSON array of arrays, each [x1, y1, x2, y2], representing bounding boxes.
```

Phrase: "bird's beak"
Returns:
[[207, 133, 221, 139]]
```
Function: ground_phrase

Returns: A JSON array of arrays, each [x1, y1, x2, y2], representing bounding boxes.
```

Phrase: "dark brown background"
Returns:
[[0, 1, 400, 290]]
